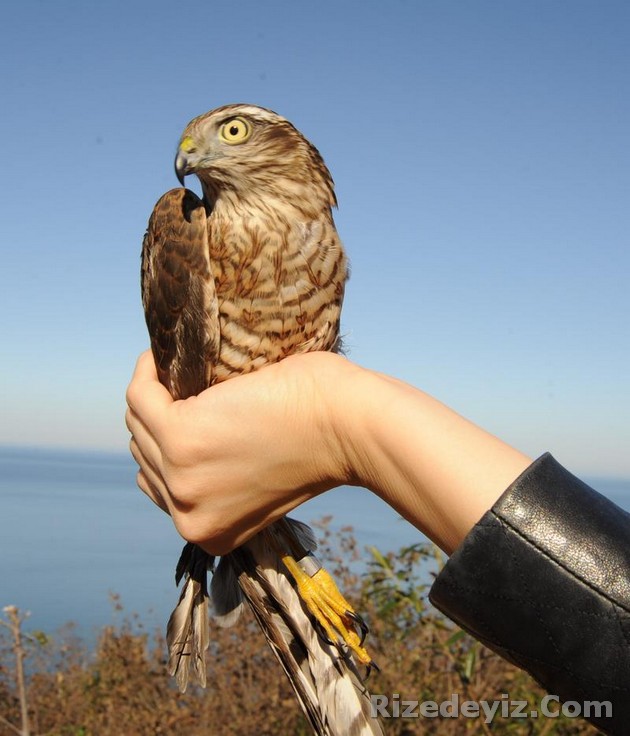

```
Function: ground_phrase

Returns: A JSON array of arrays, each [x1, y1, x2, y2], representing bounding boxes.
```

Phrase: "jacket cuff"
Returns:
[[429, 453, 630, 735]]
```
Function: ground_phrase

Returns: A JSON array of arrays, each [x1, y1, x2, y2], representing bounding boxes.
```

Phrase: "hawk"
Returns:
[[141, 104, 382, 735]]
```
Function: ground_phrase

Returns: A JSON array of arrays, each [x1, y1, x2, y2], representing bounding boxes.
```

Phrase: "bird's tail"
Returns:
[[166, 542, 213, 691], [166, 519, 383, 736]]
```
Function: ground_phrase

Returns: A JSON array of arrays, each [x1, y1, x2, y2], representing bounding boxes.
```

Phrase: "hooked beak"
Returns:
[[175, 135, 199, 186], [174, 150, 190, 186]]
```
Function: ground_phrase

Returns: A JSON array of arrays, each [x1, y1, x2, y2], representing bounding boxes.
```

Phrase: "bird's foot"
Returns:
[[282, 553, 375, 670]]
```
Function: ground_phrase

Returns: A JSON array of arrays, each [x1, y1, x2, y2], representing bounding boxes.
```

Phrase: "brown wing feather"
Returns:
[[141, 188, 219, 689], [141, 188, 219, 400]]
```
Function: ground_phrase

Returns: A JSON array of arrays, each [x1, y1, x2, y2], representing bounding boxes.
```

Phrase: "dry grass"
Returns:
[[1, 523, 601, 736]]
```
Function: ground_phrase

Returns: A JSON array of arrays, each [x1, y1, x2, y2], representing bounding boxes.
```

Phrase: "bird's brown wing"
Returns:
[[141, 188, 220, 689], [141, 188, 219, 400]]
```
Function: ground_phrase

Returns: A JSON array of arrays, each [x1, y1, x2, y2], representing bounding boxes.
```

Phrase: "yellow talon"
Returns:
[[282, 554, 373, 667]]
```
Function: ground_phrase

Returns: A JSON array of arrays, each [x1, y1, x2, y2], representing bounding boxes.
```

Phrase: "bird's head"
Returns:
[[174, 104, 337, 213]]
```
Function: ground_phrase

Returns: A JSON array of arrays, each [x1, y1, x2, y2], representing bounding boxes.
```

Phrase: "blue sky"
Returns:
[[1, 0, 628, 477]]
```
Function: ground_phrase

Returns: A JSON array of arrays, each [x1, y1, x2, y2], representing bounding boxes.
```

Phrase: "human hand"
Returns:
[[126, 349, 531, 556], [125, 350, 359, 555]]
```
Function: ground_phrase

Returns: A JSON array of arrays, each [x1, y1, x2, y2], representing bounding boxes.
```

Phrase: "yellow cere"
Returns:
[[179, 136, 196, 153]]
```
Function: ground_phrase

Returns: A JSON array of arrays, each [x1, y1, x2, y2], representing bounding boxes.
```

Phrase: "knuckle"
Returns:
[[164, 476, 191, 506], [128, 436, 139, 461], [163, 467, 207, 511], [125, 381, 140, 410], [135, 470, 147, 493]]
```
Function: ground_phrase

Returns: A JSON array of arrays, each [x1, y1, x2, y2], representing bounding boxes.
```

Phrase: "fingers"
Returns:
[[126, 350, 176, 515], [136, 469, 170, 514], [125, 350, 174, 436], [129, 435, 170, 514], [125, 405, 162, 470]]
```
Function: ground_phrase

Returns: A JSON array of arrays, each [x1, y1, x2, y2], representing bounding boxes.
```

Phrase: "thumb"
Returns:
[[126, 350, 174, 431]]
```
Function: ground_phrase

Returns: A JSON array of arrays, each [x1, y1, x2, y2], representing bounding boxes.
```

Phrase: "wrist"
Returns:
[[304, 353, 366, 490], [332, 365, 532, 554], [324, 361, 391, 490]]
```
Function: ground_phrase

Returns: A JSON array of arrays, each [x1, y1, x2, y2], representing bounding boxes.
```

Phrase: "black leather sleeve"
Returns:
[[429, 453, 630, 735]]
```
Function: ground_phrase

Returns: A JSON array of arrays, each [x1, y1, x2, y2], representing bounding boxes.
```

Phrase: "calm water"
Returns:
[[1, 446, 629, 640]]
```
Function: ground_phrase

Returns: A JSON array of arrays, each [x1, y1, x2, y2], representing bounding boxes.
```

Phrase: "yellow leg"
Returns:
[[282, 554, 373, 667]]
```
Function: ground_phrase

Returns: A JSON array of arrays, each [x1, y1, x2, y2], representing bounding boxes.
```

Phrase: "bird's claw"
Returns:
[[365, 659, 381, 680], [346, 610, 369, 646], [281, 554, 374, 669], [314, 619, 335, 646]]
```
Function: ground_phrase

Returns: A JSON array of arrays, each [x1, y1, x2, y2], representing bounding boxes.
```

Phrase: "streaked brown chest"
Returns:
[[206, 213, 347, 381]]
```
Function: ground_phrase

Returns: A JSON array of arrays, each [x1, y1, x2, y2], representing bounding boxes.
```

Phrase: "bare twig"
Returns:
[[1, 605, 31, 736], [0, 712, 25, 736]]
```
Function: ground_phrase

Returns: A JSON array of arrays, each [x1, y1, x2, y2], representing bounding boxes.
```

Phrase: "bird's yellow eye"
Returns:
[[219, 117, 251, 145]]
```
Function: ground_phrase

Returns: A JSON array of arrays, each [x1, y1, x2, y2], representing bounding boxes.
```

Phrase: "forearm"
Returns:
[[334, 364, 532, 554]]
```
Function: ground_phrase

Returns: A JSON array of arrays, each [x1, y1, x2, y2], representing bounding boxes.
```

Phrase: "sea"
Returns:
[[1, 445, 629, 643]]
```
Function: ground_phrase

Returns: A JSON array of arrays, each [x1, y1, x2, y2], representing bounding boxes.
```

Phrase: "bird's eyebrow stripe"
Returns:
[[217, 114, 250, 127]]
